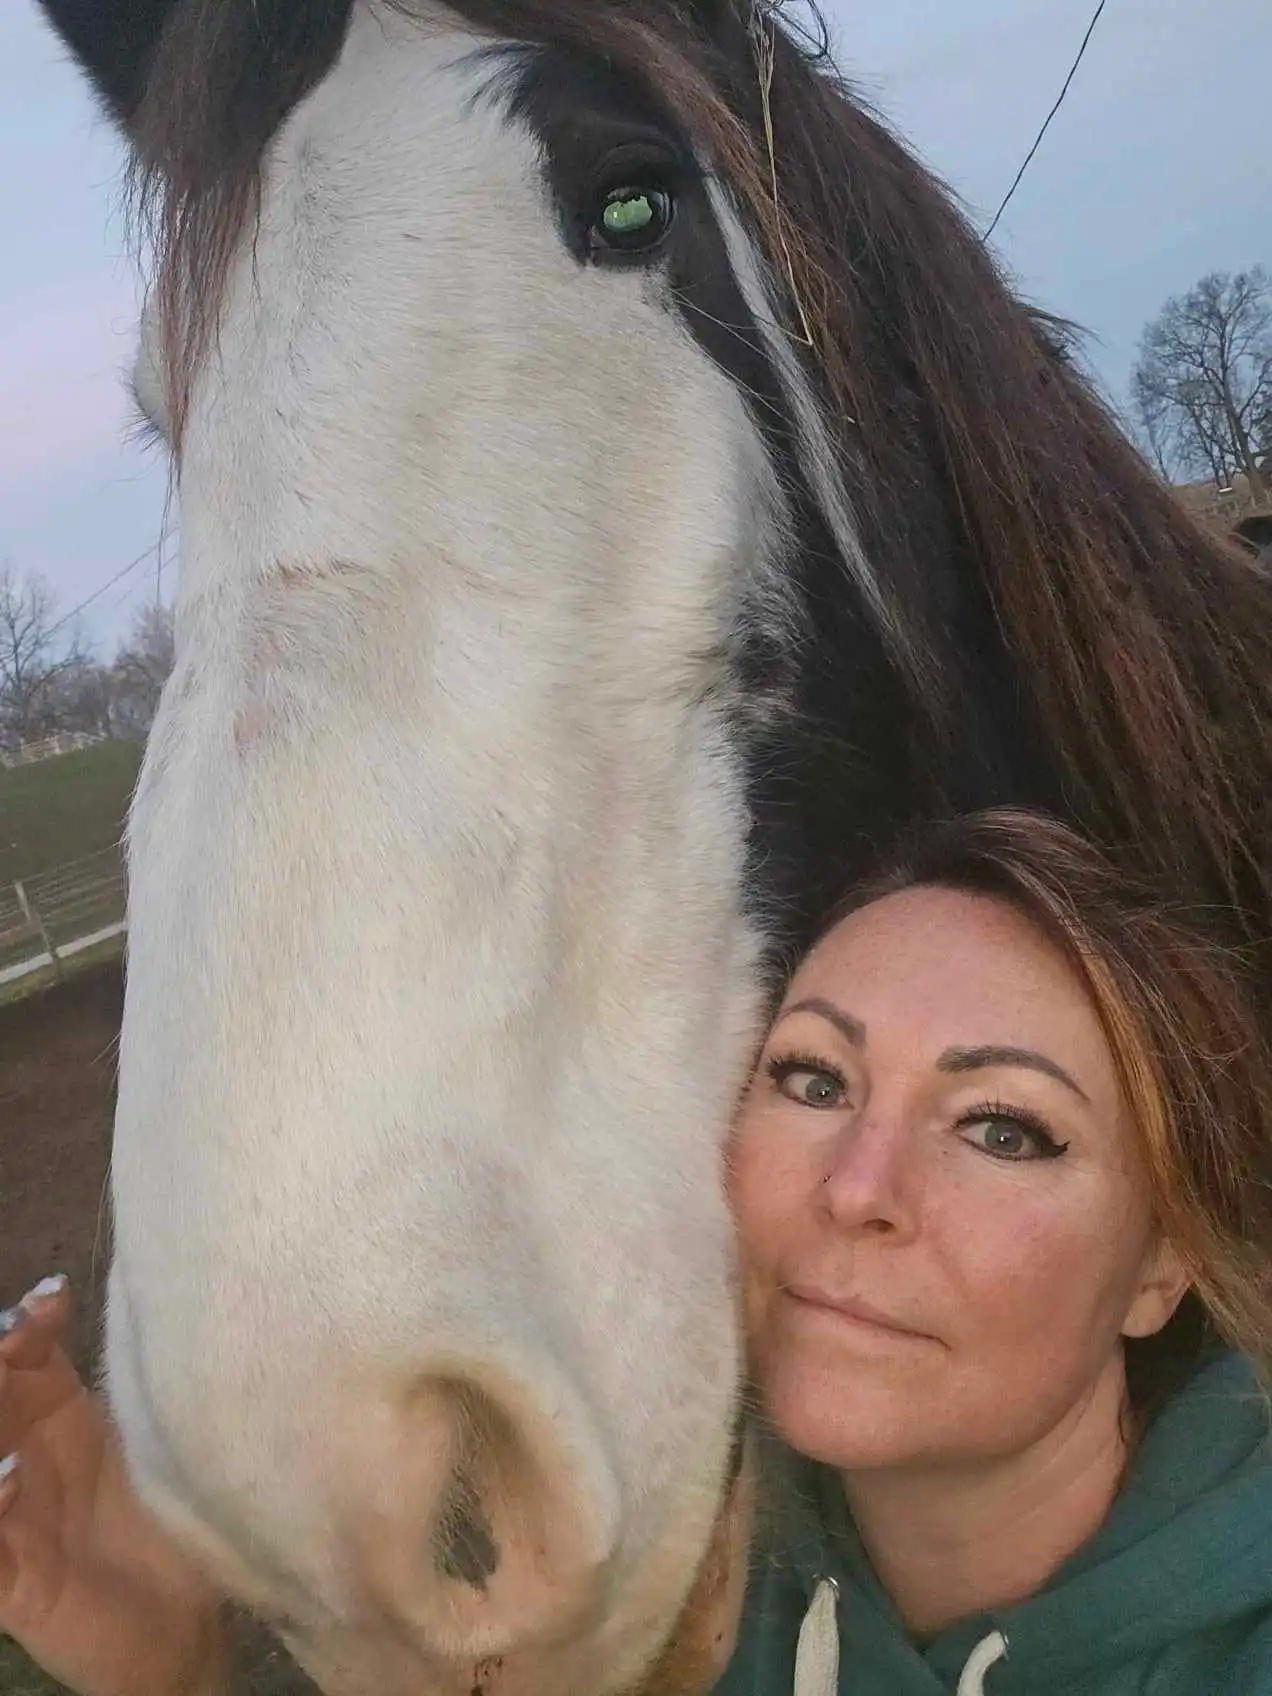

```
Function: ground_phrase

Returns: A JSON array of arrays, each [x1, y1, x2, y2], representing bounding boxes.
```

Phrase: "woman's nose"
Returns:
[[818, 1113, 917, 1238]]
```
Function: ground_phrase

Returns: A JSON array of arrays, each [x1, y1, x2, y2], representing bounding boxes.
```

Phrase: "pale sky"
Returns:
[[3, 0, 1268, 652]]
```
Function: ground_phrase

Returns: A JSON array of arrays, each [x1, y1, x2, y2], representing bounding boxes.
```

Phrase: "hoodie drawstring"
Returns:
[[793, 1576, 839, 1696], [955, 1629, 1008, 1695], [792, 1578, 1006, 1696]]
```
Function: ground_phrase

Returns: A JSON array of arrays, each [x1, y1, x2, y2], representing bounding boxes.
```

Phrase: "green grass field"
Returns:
[[0, 739, 141, 1005], [0, 740, 144, 887]]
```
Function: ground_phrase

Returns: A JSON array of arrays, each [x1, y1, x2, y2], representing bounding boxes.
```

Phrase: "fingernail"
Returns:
[[0, 1307, 26, 1336], [20, 1273, 68, 1309], [0, 1455, 18, 1484]]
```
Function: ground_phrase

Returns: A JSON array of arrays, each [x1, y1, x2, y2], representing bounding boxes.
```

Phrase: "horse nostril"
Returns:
[[339, 1362, 620, 1659], [432, 1464, 501, 1589]]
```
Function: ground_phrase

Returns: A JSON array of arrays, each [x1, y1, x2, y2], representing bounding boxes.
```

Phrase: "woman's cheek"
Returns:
[[729, 1124, 802, 1320], [939, 1192, 1094, 1350]]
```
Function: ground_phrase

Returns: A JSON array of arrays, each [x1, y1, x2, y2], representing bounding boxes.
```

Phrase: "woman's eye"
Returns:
[[587, 183, 676, 255], [958, 1111, 1067, 1163], [766, 1058, 848, 1110]]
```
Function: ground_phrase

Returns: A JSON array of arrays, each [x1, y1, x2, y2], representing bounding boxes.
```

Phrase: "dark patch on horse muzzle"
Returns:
[[432, 1466, 500, 1589]]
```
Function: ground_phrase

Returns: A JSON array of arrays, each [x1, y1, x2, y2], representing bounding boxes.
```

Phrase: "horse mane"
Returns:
[[129, 0, 1272, 997]]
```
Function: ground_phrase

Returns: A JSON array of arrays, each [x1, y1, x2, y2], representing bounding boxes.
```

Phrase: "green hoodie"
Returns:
[[714, 1351, 1272, 1695]]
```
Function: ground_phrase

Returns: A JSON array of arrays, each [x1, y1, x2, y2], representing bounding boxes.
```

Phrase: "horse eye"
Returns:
[[588, 184, 675, 255]]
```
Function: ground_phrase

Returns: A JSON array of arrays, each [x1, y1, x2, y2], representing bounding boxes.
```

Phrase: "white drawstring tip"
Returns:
[[956, 1628, 1008, 1696], [793, 1576, 839, 1696]]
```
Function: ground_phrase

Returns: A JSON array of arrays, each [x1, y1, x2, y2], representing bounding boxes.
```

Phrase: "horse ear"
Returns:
[[34, 0, 181, 128]]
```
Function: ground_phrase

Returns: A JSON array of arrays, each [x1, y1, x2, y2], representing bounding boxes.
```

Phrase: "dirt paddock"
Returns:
[[0, 964, 314, 1694], [0, 964, 121, 1377]]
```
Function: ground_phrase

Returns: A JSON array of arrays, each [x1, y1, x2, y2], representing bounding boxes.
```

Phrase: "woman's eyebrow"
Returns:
[[937, 1045, 1089, 1103], [778, 997, 866, 1047]]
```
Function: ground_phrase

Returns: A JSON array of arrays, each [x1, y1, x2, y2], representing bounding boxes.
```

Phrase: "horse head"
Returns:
[[36, 2, 1272, 1691]]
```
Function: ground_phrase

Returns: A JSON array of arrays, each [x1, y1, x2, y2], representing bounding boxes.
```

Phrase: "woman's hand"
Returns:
[[0, 1276, 232, 1696]]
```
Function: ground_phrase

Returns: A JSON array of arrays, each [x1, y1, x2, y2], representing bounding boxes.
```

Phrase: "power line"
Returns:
[[44, 540, 164, 642], [982, 0, 1109, 245], [101, 568, 159, 624]]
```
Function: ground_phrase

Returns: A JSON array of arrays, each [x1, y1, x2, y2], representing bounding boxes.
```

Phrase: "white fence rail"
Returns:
[[0, 730, 109, 770], [0, 846, 127, 988]]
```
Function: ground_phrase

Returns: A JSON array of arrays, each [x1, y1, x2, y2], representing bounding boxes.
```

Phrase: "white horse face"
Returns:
[[107, 4, 784, 1689]]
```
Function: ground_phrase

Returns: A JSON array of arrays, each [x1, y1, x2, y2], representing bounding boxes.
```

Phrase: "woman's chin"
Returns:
[[762, 1360, 938, 1473]]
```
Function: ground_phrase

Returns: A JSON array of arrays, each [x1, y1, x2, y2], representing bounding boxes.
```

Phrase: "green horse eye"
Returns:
[[603, 191, 656, 235], [592, 184, 674, 253]]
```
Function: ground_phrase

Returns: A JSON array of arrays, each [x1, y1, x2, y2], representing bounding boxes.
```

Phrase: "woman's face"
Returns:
[[730, 885, 1185, 1473]]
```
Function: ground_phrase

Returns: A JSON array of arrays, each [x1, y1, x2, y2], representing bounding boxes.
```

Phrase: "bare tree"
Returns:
[[43, 652, 114, 738], [0, 560, 84, 747], [1131, 268, 1272, 500], [108, 599, 175, 736]]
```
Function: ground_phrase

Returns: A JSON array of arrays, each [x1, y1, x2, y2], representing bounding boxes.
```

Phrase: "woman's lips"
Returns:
[[781, 1283, 939, 1344]]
